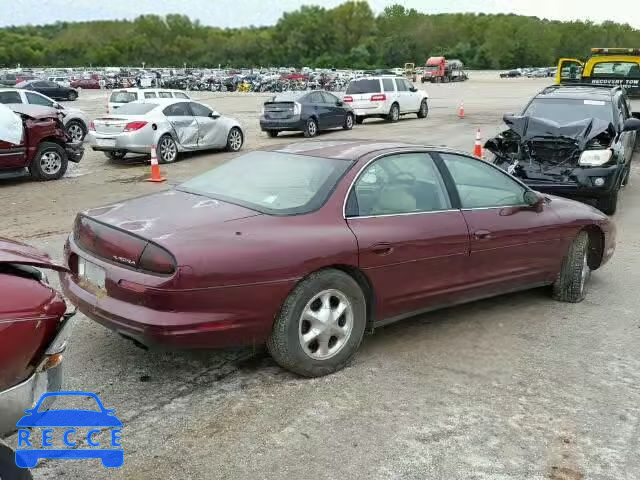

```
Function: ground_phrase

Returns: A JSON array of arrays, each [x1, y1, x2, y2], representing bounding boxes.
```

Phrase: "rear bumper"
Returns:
[[259, 117, 306, 131], [85, 131, 152, 154], [0, 310, 76, 436], [351, 104, 388, 117]]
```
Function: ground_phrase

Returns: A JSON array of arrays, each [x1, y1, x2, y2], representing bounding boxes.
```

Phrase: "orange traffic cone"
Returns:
[[458, 101, 465, 119], [473, 128, 483, 159], [146, 145, 166, 183]]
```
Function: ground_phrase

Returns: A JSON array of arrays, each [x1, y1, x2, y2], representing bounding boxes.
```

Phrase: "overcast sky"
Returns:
[[2, 0, 640, 28]]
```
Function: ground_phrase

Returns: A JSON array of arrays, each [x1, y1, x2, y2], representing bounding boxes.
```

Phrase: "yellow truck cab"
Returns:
[[556, 48, 640, 97]]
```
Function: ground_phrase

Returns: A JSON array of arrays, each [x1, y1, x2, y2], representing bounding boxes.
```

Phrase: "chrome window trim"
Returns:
[[348, 209, 460, 220], [342, 148, 452, 219]]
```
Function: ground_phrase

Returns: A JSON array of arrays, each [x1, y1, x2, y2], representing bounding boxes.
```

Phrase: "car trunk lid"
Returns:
[[0, 237, 68, 272], [92, 115, 144, 135], [263, 101, 296, 120]]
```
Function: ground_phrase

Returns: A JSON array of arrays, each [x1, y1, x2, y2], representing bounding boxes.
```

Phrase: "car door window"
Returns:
[[144, 92, 157, 99], [174, 92, 189, 99], [158, 92, 173, 98], [33, 81, 49, 88], [347, 153, 451, 217], [441, 153, 526, 208], [395, 79, 408, 92], [403, 80, 414, 91], [321, 92, 338, 104], [382, 79, 395, 92], [162, 102, 192, 117], [190, 102, 212, 117], [308, 92, 324, 103], [25, 92, 54, 107], [0, 91, 22, 103]]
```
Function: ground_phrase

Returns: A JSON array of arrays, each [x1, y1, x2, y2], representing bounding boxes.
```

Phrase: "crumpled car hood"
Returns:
[[500, 114, 615, 150]]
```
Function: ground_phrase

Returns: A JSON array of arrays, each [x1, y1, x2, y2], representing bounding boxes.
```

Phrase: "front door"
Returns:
[[438, 153, 568, 293], [307, 92, 330, 130], [345, 152, 470, 322], [190, 102, 227, 148], [320, 91, 344, 128], [162, 102, 199, 148]]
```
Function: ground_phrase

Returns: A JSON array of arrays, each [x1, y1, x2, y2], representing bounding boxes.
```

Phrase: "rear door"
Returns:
[[162, 102, 199, 148], [190, 101, 227, 148], [555, 58, 584, 85], [345, 151, 470, 321]]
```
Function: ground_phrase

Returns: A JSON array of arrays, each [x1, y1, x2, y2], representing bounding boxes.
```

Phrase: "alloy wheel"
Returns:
[[391, 105, 399, 121], [40, 151, 62, 175], [298, 289, 354, 361], [228, 129, 243, 151], [160, 137, 177, 162], [307, 120, 317, 136], [346, 114, 353, 129], [67, 124, 84, 142], [579, 250, 590, 294]]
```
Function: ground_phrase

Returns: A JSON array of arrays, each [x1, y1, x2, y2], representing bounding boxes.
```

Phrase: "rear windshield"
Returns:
[[177, 151, 352, 215], [346, 79, 381, 94], [592, 62, 640, 78], [523, 98, 613, 124], [109, 91, 138, 103], [111, 103, 156, 115]]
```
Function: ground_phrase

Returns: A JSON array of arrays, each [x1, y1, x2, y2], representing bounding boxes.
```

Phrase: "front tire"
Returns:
[[30, 142, 67, 181], [226, 127, 244, 152], [157, 135, 178, 164], [417, 99, 428, 118], [67, 91, 77, 101], [267, 269, 367, 377], [387, 103, 400, 122], [303, 117, 318, 138], [552, 231, 590, 303], [596, 187, 619, 215], [65, 120, 86, 142], [343, 113, 354, 130]]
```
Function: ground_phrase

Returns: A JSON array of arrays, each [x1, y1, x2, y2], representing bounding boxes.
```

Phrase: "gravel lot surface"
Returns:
[[3, 72, 639, 480]]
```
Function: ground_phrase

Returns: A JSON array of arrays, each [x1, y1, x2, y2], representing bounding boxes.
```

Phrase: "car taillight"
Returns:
[[89, 120, 95, 131], [370, 94, 386, 101], [343, 96, 353, 103], [124, 121, 148, 132], [138, 243, 176, 275]]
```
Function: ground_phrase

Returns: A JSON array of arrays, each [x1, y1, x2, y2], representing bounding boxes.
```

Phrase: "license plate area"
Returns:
[[78, 256, 106, 292], [96, 138, 116, 147]]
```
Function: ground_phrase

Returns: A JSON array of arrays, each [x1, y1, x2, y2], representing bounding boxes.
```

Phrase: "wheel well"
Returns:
[[583, 226, 604, 270], [320, 265, 376, 333], [39, 137, 66, 150], [66, 118, 86, 130]]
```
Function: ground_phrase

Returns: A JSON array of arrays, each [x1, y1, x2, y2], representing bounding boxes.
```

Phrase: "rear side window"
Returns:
[[144, 92, 157, 99], [395, 79, 408, 91], [163, 102, 192, 116], [109, 91, 137, 103], [346, 79, 381, 94], [174, 92, 189, 99], [159, 92, 173, 98], [382, 79, 395, 92], [0, 91, 21, 103]]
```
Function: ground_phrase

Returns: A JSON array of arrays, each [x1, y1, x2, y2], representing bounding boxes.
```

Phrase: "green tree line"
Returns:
[[1, 2, 639, 69]]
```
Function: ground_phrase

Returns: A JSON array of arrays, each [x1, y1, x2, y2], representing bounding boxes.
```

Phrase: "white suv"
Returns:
[[343, 76, 428, 124]]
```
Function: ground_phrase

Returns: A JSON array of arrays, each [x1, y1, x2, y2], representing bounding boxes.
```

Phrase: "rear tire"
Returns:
[[387, 103, 400, 122], [304, 117, 318, 138], [596, 187, 619, 215], [267, 269, 367, 377], [157, 135, 178, 164], [552, 231, 590, 303], [30, 142, 67, 181], [343, 113, 354, 130], [417, 99, 428, 118], [266, 130, 279, 138]]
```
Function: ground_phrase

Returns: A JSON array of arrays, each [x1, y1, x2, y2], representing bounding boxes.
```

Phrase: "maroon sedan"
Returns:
[[60, 141, 615, 377], [0, 238, 76, 434]]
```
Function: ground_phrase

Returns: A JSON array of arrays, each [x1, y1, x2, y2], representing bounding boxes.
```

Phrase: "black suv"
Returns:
[[486, 85, 640, 214]]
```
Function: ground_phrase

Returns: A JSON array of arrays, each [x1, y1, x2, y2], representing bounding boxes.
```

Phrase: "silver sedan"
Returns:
[[85, 99, 244, 162]]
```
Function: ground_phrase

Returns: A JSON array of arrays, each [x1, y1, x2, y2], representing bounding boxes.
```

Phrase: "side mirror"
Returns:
[[410, 87, 418, 92], [53, 102, 62, 110], [336, 100, 343, 106], [622, 117, 640, 132], [523, 190, 542, 207], [210, 111, 220, 119]]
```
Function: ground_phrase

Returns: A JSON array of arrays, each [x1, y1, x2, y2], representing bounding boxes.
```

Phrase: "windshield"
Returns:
[[177, 151, 352, 215], [424, 66, 439, 71], [109, 91, 138, 103], [346, 79, 381, 94], [523, 98, 613, 124]]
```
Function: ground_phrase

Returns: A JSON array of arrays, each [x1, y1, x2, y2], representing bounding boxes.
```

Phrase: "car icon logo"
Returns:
[[15, 391, 123, 468]]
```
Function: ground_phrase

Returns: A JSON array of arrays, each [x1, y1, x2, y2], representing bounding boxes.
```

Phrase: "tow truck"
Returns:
[[556, 48, 640, 98]]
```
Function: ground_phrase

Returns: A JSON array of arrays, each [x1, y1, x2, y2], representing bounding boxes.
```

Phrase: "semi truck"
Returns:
[[421, 57, 468, 83]]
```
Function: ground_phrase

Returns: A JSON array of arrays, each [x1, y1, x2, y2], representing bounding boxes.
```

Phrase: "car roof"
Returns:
[[536, 85, 615, 101], [267, 140, 472, 161]]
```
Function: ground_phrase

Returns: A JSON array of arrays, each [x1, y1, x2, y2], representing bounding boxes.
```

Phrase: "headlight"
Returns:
[[579, 149, 612, 166]]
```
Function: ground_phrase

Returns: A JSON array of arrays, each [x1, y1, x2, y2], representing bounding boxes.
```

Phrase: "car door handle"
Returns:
[[473, 230, 492, 240], [370, 244, 394, 256]]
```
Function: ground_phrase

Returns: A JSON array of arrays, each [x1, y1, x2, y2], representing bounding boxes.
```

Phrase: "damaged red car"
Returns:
[[61, 140, 615, 377]]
